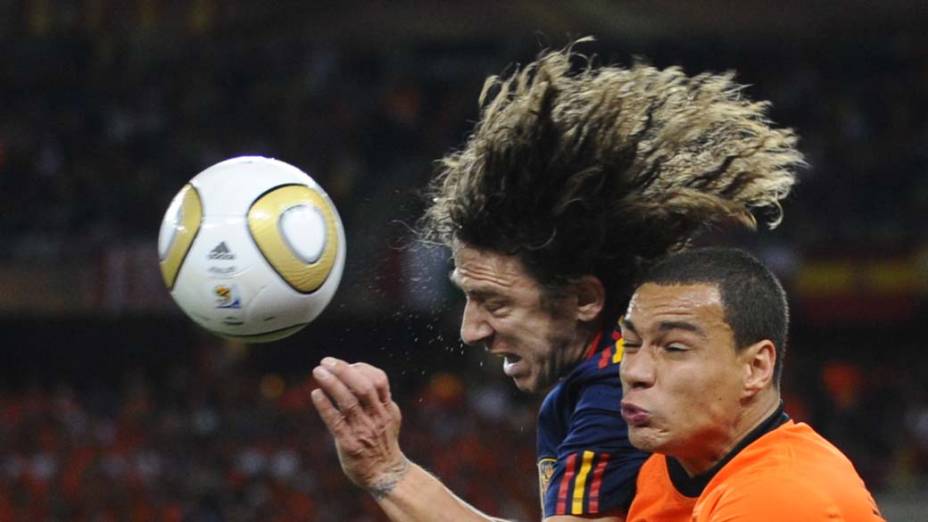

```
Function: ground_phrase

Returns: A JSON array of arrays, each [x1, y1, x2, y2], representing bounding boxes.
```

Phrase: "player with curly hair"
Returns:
[[311, 40, 804, 521]]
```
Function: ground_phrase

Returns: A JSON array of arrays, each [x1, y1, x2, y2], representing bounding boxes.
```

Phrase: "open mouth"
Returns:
[[501, 354, 523, 376]]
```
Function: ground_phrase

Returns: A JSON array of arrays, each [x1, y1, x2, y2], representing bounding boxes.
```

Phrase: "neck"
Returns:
[[576, 319, 606, 360], [556, 320, 602, 378], [677, 391, 781, 477]]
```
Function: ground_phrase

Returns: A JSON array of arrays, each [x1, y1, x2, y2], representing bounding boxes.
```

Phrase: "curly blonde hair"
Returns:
[[421, 42, 803, 308]]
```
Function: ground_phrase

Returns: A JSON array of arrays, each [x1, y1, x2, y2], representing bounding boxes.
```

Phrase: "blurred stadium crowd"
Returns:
[[1, 2, 928, 520], [0, 337, 542, 521]]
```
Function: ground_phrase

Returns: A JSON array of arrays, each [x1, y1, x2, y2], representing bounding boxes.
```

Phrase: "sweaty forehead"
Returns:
[[451, 245, 532, 290], [625, 283, 726, 328]]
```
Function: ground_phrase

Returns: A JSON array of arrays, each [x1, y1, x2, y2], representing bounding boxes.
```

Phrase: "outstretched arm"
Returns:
[[311, 357, 623, 522]]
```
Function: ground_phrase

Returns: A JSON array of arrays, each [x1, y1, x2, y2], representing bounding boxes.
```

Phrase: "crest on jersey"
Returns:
[[538, 458, 557, 498]]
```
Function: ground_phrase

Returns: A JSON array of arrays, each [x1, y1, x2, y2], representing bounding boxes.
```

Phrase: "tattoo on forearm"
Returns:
[[368, 459, 411, 500]]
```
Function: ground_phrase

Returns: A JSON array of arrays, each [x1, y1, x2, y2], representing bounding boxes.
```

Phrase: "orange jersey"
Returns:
[[629, 420, 884, 521], [627, 455, 696, 522]]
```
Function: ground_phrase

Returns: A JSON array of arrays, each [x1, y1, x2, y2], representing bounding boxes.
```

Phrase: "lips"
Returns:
[[620, 402, 651, 426]]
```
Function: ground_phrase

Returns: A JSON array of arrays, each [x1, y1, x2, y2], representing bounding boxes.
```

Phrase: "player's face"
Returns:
[[451, 243, 584, 393], [619, 283, 747, 461]]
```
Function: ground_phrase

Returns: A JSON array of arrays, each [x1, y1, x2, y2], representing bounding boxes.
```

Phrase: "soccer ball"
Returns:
[[158, 156, 346, 342]]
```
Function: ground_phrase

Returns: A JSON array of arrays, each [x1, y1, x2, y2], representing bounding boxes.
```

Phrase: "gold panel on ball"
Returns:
[[247, 185, 339, 294], [160, 184, 203, 290]]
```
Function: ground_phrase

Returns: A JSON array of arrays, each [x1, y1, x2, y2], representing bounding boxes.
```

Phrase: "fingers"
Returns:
[[319, 358, 391, 409], [311, 358, 395, 425], [350, 362, 392, 404], [312, 363, 366, 418], [310, 387, 345, 434]]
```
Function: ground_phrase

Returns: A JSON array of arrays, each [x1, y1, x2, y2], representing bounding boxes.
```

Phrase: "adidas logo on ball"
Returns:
[[208, 242, 236, 260]]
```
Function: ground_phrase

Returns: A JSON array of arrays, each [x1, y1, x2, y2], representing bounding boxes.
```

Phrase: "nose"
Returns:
[[620, 346, 655, 390], [460, 300, 493, 346]]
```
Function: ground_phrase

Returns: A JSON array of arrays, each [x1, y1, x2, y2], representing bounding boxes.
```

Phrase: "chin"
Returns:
[[628, 428, 665, 453], [512, 374, 546, 394]]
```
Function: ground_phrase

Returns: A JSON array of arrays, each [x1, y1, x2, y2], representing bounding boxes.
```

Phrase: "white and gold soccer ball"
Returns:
[[158, 156, 346, 342]]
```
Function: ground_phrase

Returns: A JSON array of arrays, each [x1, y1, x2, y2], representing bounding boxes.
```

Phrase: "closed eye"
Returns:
[[484, 300, 510, 315]]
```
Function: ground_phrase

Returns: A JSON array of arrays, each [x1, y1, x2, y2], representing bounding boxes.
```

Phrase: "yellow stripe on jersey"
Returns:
[[612, 338, 624, 363], [571, 451, 595, 514]]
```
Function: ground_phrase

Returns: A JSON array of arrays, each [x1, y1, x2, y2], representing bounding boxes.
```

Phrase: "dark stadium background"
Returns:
[[1, 2, 927, 520]]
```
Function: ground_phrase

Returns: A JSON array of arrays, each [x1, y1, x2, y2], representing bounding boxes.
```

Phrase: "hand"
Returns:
[[310, 357, 409, 495]]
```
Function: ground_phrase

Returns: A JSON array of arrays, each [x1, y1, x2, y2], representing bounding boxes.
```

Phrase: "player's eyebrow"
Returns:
[[620, 318, 706, 338], [657, 320, 707, 338]]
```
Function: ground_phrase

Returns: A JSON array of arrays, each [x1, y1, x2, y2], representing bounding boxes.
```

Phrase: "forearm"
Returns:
[[373, 461, 511, 522], [310, 359, 511, 520]]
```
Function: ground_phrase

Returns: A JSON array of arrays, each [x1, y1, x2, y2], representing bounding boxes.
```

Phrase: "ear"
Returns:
[[741, 340, 776, 397], [573, 275, 605, 323]]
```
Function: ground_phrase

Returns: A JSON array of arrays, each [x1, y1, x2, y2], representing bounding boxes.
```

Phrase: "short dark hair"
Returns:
[[637, 247, 789, 386], [419, 42, 802, 317]]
